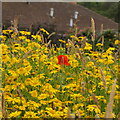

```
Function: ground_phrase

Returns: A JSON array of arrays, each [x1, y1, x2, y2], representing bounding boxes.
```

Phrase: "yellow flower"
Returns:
[[86, 61, 94, 67], [19, 83, 26, 90], [11, 32, 18, 38], [66, 42, 72, 47], [19, 31, 31, 35], [56, 85, 60, 89], [71, 93, 83, 99], [8, 70, 18, 78], [72, 104, 84, 111], [50, 56, 58, 64], [84, 42, 92, 50], [36, 74, 45, 79], [26, 101, 40, 110], [5, 96, 13, 103], [49, 98, 62, 107], [11, 97, 21, 104], [114, 40, 120, 44], [23, 59, 30, 66], [28, 78, 41, 87], [0, 35, 7, 41], [76, 109, 85, 116], [87, 105, 95, 111], [40, 100, 49, 105], [2, 30, 13, 34], [2, 55, 11, 63], [42, 83, 59, 94], [63, 82, 76, 89], [66, 77, 74, 81], [25, 39, 30, 42], [69, 59, 79, 67], [9, 111, 21, 118], [38, 93, 49, 100], [50, 70, 58, 74], [0, 112, 2, 118], [40, 28, 49, 35], [29, 90, 38, 97], [95, 96, 104, 100], [14, 44, 20, 47], [18, 36, 26, 40], [23, 111, 38, 118], [90, 51, 100, 58], [10, 57, 20, 66], [97, 59, 106, 63], [70, 35, 78, 41], [46, 107, 56, 116], [31, 35, 42, 41], [78, 36, 85, 41], [87, 105, 101, 114], [96, 43, 103, 46], [114, 93, 120, 99], [94, 107, 101, 114], [106, 47, 115, 54], [105, 59, 114, 64], [59, 39, 66, 43], [63, 101, 73, 104], [24, 65, 32, 76], [39, 54, 48, 62], [2, 44, 9, 52], [18, 106, 26, 110], [16, 67, 25, 75]]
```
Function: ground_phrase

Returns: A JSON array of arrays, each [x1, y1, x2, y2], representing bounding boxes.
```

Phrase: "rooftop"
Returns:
[[2, 2, 118, 32]]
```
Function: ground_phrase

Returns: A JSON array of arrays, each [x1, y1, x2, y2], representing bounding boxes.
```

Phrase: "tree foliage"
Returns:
[[78, 2, 119, 23]]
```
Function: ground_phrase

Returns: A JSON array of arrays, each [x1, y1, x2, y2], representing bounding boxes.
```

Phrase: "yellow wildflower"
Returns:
[[18, 106, 26, 110], [24, 65, 32, 76], [8, 70, 18, 78], [84, 42, 92, 50], [19, 31, 31, 35], [11, 32, 18, 38], [40, 28, 49, 35], [23, 111, 38, 118], [69, 59, 79, 67], [38, 93, 49, 100], [96, 43, 103, 46], [78, 36, 85, 41], [86, 61, 94, 67], [9, 111, 21, 118], [0, 35, 7, 41], [2, 55, 11, 63], [29, 90, 38, 97], [66, 77, 74, 81], [18, 36, 26, 40], [59, 39, 66, 43], [25, 39, 30, 42], [31, 35, 42, 41], [2, 29, 13, 34], [114, 40, 120, 44], [70, 35, 79, 41], [87, 105, 101, 114]]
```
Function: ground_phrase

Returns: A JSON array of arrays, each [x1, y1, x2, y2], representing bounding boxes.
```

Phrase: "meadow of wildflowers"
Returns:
[[0, 26, 120, 119]]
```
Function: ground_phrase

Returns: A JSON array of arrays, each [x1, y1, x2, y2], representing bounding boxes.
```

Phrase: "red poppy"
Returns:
[[57, 55, 70, 66]]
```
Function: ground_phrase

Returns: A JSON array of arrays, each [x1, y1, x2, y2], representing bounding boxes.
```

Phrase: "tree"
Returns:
[[78, 2, 119, 23]]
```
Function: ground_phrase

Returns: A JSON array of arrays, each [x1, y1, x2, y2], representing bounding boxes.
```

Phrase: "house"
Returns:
[[2, 2, 118, 32]]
